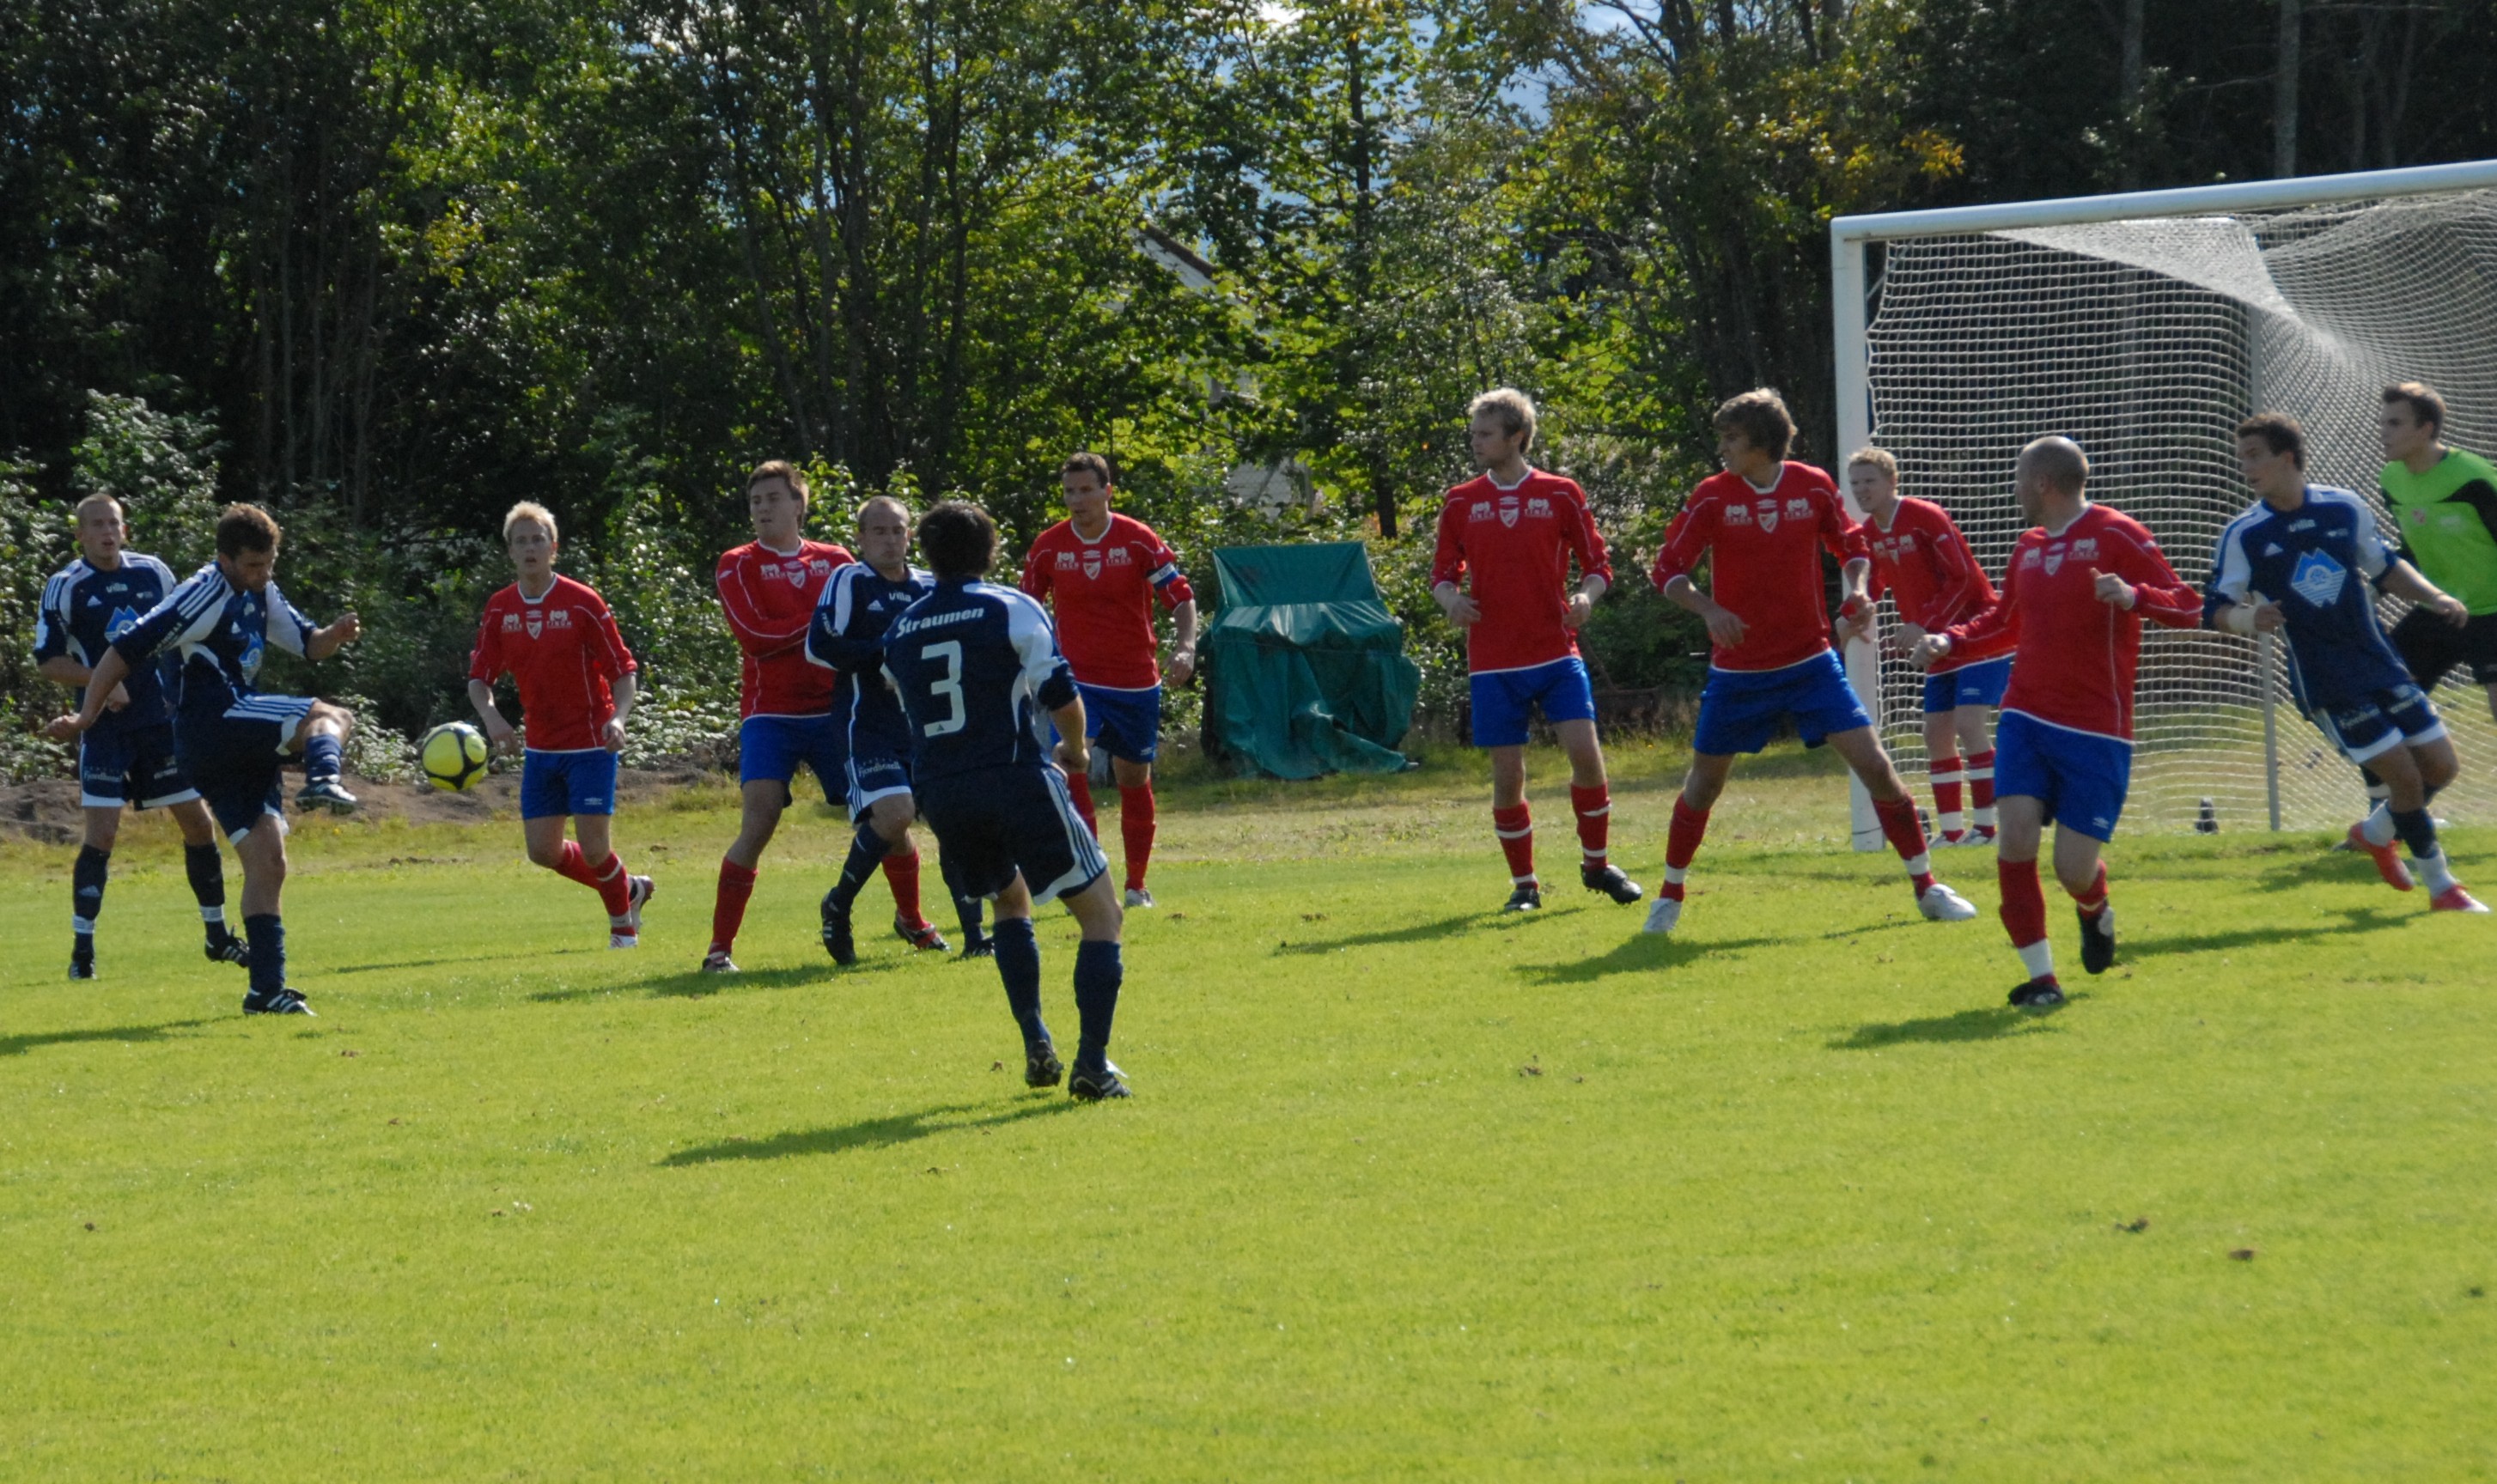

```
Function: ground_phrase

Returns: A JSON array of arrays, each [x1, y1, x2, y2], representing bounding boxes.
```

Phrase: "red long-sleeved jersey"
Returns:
[[1429, 470, 1612, 674], [1942, 503, 2201, 742], [1864, 497, 2014, 672], [716, 539, 854, 718], [1649, 463, 1869, 672], [1020, 514, 1194, 690], [468, 576, 636, 752]]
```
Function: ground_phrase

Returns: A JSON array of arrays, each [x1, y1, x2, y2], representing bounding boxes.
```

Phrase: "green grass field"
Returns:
[[4, 740, 2493, 1480]]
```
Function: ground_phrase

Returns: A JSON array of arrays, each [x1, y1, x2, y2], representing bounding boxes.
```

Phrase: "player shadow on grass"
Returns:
[[2142, 902, 2405, 957], [1829, 1005, 2067, 1050], [1272, 911, 1497, 955], [336, 948, 597, 976], [1515, 934, 1782, 985], [658, 1098, 1077, 1166], [527, 963, 882, 1003], [0, 1017, 216, 1058]]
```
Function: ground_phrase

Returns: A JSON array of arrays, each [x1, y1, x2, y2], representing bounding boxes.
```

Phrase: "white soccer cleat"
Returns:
[[1641, 896, 1683, 935], [608, 930, 639, 950], [627, 874, 655, 928], [1124, 887, 1155, 909], [1918, 882, 1979, 921], [1932, 830, 1974, 848]]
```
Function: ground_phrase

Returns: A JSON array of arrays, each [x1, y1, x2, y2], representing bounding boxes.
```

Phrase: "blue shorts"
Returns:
[[1075, 682, 1162, 764], [521, 748, 618, 819], [740, 714, 848, 806], [918, 765, 1108, 907], [1995, 710, 2133, 842], [78, 721, 198, 810], [845, 745, 915, 819], [2311, 683, 2446, 766], [1469, 658, 1597, 748], [1693, 652, 1873, 757], [181, 694, 315, 843], [1922, 655, 2013, 714]]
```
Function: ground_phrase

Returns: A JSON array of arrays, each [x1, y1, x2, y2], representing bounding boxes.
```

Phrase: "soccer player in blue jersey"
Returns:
[[2209, 413, 2484, 912], [807, 495, 991, 962], [883, 500, 1130, 1099], [46, 503, 363, 1015], [34, 494, 249, 979]]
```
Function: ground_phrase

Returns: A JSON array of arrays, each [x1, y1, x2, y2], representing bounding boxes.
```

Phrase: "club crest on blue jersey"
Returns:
[[106, 605, 142, 640], [2289, 550, 2347, 607]]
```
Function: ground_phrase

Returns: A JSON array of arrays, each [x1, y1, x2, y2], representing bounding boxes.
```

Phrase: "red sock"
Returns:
[[1928, 753, 1965, 832], [1999, 855, 2049, 964], [881, 848, 927, 928], [710, 858, 758, 954], [1492, 802, 1536, 885], [590, 851, 632, 920], [1064, 769, 1099, 838], [1873, 794, 1935, 895], [1661, 796, 1709, 900], [1568, 782, 1610, 870], [1119, 783, 1155, 892], [2068, 860, 2109, 919], [1968, 749, 1998, 825], [551, 840, 601, 891]]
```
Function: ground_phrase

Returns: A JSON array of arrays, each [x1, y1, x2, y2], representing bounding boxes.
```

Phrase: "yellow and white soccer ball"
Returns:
[[419, 721, 490, 792]]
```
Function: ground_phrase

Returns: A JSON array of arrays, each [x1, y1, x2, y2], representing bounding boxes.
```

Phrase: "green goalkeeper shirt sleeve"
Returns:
[[2380, 448, 2497, 615]]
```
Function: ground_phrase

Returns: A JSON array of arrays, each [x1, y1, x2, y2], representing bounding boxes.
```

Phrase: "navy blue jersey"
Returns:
[[881, 580, 1078, 785], [806, 560, 935, 757], [113, 562, 318, 723], [2206, 485, 2412, 710], [33, 552, 183, 733]]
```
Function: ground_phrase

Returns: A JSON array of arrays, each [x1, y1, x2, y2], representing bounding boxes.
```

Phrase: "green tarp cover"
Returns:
[[1204, 542, 1418, 779]]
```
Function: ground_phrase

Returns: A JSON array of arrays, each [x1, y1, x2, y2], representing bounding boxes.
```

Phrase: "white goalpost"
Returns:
[[1830, 159, 2497, 848]]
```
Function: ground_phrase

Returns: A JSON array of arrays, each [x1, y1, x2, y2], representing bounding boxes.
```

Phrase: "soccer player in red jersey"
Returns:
[[1913, 436, 2203, 1009], [1430, 388, 1641, 912], [1843, 447, 2014, 846], [707, 461, 936, 971], [1647, 389, 1976, 934], [1019, 451, 1198, 908], [467, 502, 652, 946]]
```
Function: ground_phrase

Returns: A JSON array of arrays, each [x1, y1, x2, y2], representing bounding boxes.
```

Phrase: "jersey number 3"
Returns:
[[920, 640, 966, 735]]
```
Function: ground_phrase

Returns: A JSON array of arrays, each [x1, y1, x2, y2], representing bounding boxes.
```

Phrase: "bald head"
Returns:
[[2018, 436, 2089, 496], [856, 494, 914, 575]]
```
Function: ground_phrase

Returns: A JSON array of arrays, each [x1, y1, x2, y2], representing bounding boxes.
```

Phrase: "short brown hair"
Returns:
[[1846, 447, 1897, 480], [1714, 389, 1796, 462], [917, 500, 998, 580], [2384, 381, 2446, 436], [1467, 388, 1538, 453], [746, 459, 809, 502], [2236, 412, 2306, 470], [73, 492, 125, 523], [1060, 451, 1113, 489], [215, 502, 281, 557]]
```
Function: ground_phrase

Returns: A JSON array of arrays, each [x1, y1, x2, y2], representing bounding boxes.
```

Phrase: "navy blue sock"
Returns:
[[2390, 806, 2439, 860], [955, 891, 987, 945], [303, 730, 342, 784], [73, 845, 109, 934], [831, 822, 890, 910], [244, 913, 286, 995], [991, 916, 1048, 1043], [1073, 940, 1124, 1068], [184, 842, 229, 930]]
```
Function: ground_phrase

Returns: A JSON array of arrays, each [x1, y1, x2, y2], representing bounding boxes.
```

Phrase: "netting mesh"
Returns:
[[1861, 188, 2497, 833]]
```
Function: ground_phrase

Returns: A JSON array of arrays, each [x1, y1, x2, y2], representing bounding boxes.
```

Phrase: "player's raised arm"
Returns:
[[807, 563, 879, 672]]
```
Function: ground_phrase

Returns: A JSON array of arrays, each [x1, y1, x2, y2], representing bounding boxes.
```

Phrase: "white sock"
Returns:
[[2362, 803, 2397, 848], [2016, 940, 2055, 981], [2415, 847, 2458, 895]]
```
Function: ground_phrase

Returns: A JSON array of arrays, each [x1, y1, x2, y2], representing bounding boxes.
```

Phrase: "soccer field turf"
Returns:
[[3, 743, 2492, 1480]]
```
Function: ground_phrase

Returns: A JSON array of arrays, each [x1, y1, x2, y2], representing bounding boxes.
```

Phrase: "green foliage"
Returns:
[[0, 457, 75, 781]]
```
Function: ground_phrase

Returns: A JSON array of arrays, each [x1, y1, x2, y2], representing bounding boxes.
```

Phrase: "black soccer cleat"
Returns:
[[1025, 1039, 1064, 1089], [204, 929, 252, 969], [2007, 979, 2066, 1012], [242, 986, 315, 1016], [895, 915, 949, 953], [1501, 884, 1543, 913], [295, 778, 359, 814], [1069, 1058, 1131, 1101], [1580, 863, 1644, 904], [2079, 906, 2116, 976], [819, 889, 856, 965], [69, 940, 96, 981], [958, 932, 994, 960]]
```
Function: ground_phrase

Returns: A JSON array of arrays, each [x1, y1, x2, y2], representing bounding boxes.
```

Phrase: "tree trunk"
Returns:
[[2274, 0, 2301, 178]]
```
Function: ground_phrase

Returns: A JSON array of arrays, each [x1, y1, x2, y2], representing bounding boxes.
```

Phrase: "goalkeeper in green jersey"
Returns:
[[2349, 380, 2497, 840]]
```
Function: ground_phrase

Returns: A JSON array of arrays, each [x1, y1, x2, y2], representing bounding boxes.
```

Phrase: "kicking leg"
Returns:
[[291, 701, 359, 812]]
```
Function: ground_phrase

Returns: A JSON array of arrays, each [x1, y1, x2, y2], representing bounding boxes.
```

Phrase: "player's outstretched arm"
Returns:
[[2381, 559, 2470, 627], [307, 611, 361, 660], [46, 645, 134, 739]]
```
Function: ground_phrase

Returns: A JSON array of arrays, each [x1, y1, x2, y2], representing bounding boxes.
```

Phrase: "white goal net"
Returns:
[[1837, 169, 2497, 836]]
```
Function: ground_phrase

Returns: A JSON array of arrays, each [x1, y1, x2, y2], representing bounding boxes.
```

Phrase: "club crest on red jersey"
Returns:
[[526, 613, 544, 638], [1082, 556, 1102, 580], [2043, 544, 2066, 575], [1756, 500, 1780, 533], [1498, 498, 1520, 528]]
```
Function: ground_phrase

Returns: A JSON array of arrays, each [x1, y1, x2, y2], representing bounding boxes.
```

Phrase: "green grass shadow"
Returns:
[[0, 1017, 217, 1058], [659, 1098, 1079, 1166], [1515, 934, 1781, 984], [1829, 1005, 2068, 1050]]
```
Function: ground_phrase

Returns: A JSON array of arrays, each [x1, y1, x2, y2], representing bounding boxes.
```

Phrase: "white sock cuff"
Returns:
[[2016, 940, 2055, 980], [1662, 865, 1689, 885]]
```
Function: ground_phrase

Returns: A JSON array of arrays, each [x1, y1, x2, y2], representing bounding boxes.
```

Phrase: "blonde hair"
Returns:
[[502, 501, 559, 544], [72, 492, 126, 523], [1468, 388, 1538, 452], [1846, 447, 1897, 480]]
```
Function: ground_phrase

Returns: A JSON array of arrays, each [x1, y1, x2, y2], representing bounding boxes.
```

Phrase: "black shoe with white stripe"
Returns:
[[1069, 1058, 1130, 1102], [242, 986, 315, 1016], [2079, 906, 2116, 976], [69, 937, 96, 981], [820, 889, 856, 964], [204, 928, 251, 969], [1501, 884, 1543, 913], [1025, 1039, 1063, 1089], [1580, 863, 1643, 904], [295, 778, 358, 814]]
